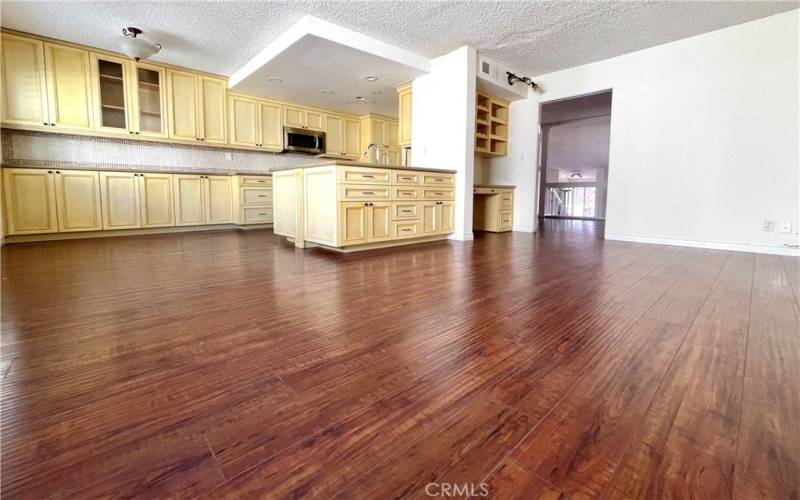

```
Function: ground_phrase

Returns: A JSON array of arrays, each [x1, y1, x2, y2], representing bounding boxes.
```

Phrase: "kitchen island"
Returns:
[[272, 160, 456, 251]]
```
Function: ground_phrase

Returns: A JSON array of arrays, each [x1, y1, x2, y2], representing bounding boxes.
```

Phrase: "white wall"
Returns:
[[486, 10, 800, 254], [412, 46, 476, 240]]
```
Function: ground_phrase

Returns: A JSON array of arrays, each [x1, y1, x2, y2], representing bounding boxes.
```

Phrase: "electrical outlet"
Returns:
[[779, 221, 792, 234], [224, 152, 233, 161], [763, 220, 776, 232]]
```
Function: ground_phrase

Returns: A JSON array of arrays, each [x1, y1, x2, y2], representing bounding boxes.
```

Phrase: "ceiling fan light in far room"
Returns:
[[119, 27, 161, 62]]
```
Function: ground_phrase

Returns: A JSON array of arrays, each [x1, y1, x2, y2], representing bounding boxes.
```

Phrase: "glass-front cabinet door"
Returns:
[[91, 53, 131, 133], [130, 63, 167, 137]]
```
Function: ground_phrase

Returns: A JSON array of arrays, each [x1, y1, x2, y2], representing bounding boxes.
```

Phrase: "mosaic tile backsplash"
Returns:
[[1, 129, 324, 174]]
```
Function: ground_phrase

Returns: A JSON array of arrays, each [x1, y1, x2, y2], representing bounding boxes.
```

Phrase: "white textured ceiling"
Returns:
[[1, 1, 796, 78]]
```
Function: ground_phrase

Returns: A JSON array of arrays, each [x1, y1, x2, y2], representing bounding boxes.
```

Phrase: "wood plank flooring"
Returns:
[[1, 220, 798, 499]]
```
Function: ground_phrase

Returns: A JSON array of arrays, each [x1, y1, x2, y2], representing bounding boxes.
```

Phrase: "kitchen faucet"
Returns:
[[363, 143, 389, 165]]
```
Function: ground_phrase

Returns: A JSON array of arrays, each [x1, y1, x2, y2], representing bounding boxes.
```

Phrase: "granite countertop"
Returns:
[[1, 164, 272, 176], [269, 159, 457, 174], [474, 184, 516, 189]]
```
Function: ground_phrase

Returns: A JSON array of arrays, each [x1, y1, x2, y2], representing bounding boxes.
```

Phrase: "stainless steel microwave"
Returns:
[[284, 127, 325, 154]]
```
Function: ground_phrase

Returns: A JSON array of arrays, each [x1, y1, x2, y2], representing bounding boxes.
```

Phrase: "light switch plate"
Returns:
[[763, 220, 776, 232], [779, 221, 792, 233]]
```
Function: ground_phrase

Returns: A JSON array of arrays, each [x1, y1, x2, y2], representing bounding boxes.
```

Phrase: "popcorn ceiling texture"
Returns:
[[0, 129, 321, 174], [0, 1, 794, 77]]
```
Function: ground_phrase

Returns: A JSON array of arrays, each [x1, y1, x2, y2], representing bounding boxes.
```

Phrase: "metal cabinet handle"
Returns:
[[362, 174, 374, 178], [257, 195, 267, 198], [363, 191, 374, 195], [47, 170, 53, 173]]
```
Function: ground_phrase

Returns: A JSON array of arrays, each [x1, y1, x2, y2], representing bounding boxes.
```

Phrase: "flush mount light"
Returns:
[[363, 76, 378, 82], [119, 27, 161, 62], [267, 77, 283, 83], [320, 89, 335, 94], [354, 96, 366, 101], [370, 91, 382, 96]]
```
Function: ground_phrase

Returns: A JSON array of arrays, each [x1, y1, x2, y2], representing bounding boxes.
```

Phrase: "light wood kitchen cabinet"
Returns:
[[204, 175, 233, 224], [53, 169, 102, 232], [99, 171, 140, 229], [396, 81, 412, 146], [130, 62, 167, 138], [198, 76, 226, 143], [473, 185, 514, 232], [0, 33, 49, 128], [359, 114, 400, 162], [167, 70, 227, 143], [90, 53, 133, 134], [44, 42, 94, 131], [280, 163, 455, 250], [259, 101, 283, 150], [139, 173, 174, 227], [173, 174, 232, 226], [228, 94, 259, 147], [284, 105, 325, 131], [2, 168, 58, 234], [325, 115, 360, 159], [228, 94, 282, 150]]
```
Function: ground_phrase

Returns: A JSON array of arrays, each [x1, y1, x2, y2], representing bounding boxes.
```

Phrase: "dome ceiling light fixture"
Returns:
[[120, 27, 161, 62]]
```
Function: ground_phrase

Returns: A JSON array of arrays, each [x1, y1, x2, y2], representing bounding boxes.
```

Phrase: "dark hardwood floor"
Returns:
[[1, 222, 798, 499]]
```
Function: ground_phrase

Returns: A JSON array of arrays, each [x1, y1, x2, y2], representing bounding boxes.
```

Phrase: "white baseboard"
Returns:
[[605, 233, 799, 256], [512, 224, 535, 233], [449, 232, 474, 242]]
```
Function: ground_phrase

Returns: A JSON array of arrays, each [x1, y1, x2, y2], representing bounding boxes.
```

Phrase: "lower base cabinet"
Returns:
[[3, 167, 271, 239], [338, 201, 390, 245]]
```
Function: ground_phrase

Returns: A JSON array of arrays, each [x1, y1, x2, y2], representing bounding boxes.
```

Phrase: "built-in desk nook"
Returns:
[[473, 184, 515, 232]]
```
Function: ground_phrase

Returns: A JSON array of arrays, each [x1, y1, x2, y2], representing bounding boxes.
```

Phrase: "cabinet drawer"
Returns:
[[239, 176, 272, 186], [339, 184, 391, 200], [473, 187, 498, 194], [421, 173, 454, 186], [499, 210, 513, 231], [392, 221, 419, 239], [241, 206, 273, 224], [391, 202, 419, 220], [500, 191, 513, 209], [392, 170, 421, 185], [422, 188, 455, 200], [391, 186, 420, 200], [241, 187, 273, 205], [339, 167, 390, 183]]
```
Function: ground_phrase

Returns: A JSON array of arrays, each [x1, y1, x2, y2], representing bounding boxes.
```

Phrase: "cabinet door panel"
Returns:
[[228, 94, 258, 146], [166, 70, 198, 140], [1, 33, 49, 127], [368, 202, 391, 242], [91, 53, 131, 133], [344, 118, 360, 158], [205, 176, 233, 224], [438, 201, 454, 234], [371, 119, 385, 146], [325, 115, 343, 155], [338, 202, 368, 246], [398, 87, 412, 146], [173, 175, 205, 225], [139, 173, 174, 227], [387, 121, 399, 148], [99, 171, 140, 230], [306, 110, 325, 131], [131, 63, 167, 137], [259, 101, 283, 149], [284, 106, 304, 128], [420, 201, 438, 235], [2, 168, 58, 234], [54, 169, 102, 232], [198, 76, 226, 143], [44, 43, 93, 131]]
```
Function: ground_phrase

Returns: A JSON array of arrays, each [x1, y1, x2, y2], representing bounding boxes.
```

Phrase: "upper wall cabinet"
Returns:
[[90, 52, 133, 134], [0, 33, 49, 127], [44, 42, 94, 131], [166, 69, 227, 144], [325, 115, 360, 159], [227, 93, 282, 151], [130, 62, 167, 138], [284, 105, 325, 131], [396, 82, 412, 147]]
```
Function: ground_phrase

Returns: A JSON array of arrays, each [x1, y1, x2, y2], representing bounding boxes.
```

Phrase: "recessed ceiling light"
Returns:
[[267, 77, 282, 83], [320, 89, 335, 94], [370, 91, 381, 96], [363, 76, 378, 82], [355, 96, 366, 101]]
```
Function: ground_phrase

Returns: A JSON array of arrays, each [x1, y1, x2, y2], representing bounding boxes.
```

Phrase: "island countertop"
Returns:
[[269, 159, 457, 174], [474, 184, 516, 189]]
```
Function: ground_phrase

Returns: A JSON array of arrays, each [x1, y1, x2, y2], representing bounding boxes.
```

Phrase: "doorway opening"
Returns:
[[537, 90, 612, 222]]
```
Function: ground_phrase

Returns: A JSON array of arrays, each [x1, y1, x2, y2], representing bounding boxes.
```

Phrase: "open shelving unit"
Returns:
[[475, 92, 509, 157]]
